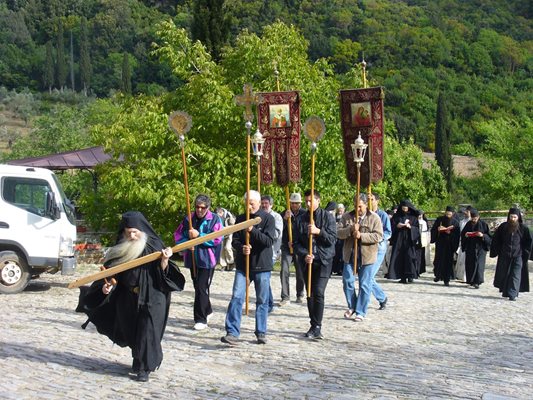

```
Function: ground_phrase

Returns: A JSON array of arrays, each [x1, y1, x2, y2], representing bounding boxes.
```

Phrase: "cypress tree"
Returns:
[[191, 0, 230, 62], [56, 20, 67, 91], [435, 92, 453, 191], [44, 41, 54, 94], [79, 17, 92, 96], [121, 52, 132, 94]]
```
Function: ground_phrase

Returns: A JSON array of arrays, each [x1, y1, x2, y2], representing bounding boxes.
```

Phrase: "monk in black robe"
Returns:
[[387, 200, 420, 283], [431, 206, 460, 286], [77, 211, 185, 382], [490, 207, 532, 300], [460, 208, 491, 289]]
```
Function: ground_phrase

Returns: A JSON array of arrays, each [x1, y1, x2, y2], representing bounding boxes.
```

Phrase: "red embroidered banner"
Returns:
[[257, 91, 301, 186], [339, 87, 384, 187]]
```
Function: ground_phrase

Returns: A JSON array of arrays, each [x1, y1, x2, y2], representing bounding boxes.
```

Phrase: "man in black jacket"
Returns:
[[221, 190, 276, 345], [293, 190, 337, 340]]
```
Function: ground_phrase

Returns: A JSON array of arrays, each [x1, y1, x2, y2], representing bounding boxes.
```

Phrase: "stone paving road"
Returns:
[[0, 258, 531, 400]]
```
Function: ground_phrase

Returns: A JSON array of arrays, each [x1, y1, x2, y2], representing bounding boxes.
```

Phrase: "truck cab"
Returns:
[[0, 165, 77, 294]]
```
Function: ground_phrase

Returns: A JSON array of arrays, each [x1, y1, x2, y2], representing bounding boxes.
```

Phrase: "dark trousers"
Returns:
[[303, 261, 331, 328], [191, 267, 214, 323]]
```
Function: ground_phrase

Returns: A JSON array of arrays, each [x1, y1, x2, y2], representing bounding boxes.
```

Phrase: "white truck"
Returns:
[[0, 165, 77, 294]]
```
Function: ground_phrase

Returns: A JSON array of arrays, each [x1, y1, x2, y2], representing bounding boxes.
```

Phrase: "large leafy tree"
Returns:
[[80, 21, 447, 241]]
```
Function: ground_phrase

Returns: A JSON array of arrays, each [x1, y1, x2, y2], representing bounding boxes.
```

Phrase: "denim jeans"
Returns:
[[355, 242, 388, 317], [342, 263, 357, 310], [225, 269, 271, 337]]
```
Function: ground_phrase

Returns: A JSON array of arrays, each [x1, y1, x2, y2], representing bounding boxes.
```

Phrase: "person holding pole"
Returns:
[[280, 192, 306, 305], [77, 211, 185, 382], [221, 190, 276, 346], [174, 194, 222, 331], [293, 190, 337, 340]]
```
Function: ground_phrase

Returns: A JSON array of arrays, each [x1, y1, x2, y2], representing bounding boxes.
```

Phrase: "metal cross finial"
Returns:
[[235, 84, 257, 123]]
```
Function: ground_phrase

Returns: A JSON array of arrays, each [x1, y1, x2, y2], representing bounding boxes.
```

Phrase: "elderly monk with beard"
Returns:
[[77, 211, 185, 382], [490, 207, 532, 301]]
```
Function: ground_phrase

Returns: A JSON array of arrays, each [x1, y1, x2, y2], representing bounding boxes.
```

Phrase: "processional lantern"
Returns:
[[351, 131, 368, 166], [251, 128, 265, 160]]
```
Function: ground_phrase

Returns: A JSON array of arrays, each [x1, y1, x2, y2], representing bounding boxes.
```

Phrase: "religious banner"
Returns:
[[339, 86, 385, 187], [256, 91, 301, 186]]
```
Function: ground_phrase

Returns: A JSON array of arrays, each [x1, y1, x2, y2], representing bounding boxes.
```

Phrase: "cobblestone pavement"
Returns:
[[1, 259, 531, 400]]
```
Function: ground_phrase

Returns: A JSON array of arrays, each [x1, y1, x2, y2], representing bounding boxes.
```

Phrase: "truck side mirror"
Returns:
[[45, 191, 60, 220]]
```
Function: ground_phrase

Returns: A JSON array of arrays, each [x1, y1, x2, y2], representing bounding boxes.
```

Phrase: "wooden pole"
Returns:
[[307, 152, 316, 298], [245, 128, 251, 316], [68, 218, 261, 289], [285, 186, 293, 254], [354, 163, 361, 275], [180, 145, 196, 278]]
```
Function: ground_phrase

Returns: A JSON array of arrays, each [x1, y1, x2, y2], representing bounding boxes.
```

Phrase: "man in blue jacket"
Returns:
[[221, 190, 276, 345], [175, 194, 222, 330]]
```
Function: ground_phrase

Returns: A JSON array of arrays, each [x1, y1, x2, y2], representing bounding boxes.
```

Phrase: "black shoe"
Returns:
[[399, 278, 407, 284], [221, 334, 239, 346], [509, 296, 516, 301], [311, 327, 324, 340], [473, 284, 480, 289], [444, 281, 450, 286], [407, 278, 413, 283], [136, 371, 150, 382], [433, 277, 439, 282], [379, 297, 388, 310], [256, 333, 267, 344], [304, 327, 314, 338]]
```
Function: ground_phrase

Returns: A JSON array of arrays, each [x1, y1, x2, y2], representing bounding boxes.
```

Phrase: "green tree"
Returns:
[[44, 41, 54, 93], [79, 17, 92, 96], [435, 92, 453, 191], [191, 0, 231, 62], [121, 52, 132, 94], [56, 19, 67, 91]]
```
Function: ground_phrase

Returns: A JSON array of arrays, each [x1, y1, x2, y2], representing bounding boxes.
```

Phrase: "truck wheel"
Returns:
[[0, 251, 31, 294]]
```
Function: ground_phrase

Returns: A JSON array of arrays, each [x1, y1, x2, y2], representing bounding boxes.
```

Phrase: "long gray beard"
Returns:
[[104, 232, 147, 267]]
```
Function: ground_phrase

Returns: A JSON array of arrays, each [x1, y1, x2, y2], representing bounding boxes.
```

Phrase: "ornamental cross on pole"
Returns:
[[235, 84, 257, 122]]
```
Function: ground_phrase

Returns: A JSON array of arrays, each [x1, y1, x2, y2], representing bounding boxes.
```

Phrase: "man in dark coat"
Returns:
[[431, 206, 460, 286], [293, 190, 337, 340], [221, 190, 276, 346], [460, 208, 491, 289], [490, 207, 532, 300], [387, 200, 420, 283], [77, 211, 185, 382]]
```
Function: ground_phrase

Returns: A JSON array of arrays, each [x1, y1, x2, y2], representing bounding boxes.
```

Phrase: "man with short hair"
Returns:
[[460, 208, 491, 289], [293, 190, 337, 340], [490, 207, 532, 300], [280, 192, 306, 305], [431, 206, 460, 286], [221, 190, 276, 345], [174, 194, 222, 330]]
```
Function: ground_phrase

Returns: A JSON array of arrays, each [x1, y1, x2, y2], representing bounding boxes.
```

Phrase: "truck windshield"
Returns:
[[52, 174, 76, 225]]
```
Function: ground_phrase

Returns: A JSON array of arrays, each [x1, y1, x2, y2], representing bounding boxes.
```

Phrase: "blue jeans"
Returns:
[[356, 242, 388, 317], [342, 263, 357, 310], [225, 269, 271, 337]]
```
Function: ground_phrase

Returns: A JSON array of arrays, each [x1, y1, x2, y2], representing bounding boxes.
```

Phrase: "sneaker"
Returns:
[[379, 297, 387, 310], [344, 309, 355, 319], [194, 322, 208, 331], [279, 299, 290, 307], [256, 333, 267, 344], [354, 315, 364, 322], [304, 327, 315, 338], [310, 327, 324, 340], [221, 334, 239, 346], [295, 296, 304, 303]]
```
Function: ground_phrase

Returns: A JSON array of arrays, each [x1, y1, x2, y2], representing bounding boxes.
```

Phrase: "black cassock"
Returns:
[[77, 212, 185, 373], [460, 219, 491, 285], [490, 222, 532, 296], [431, 216, 460, 282], [387, 210, 420, 281]]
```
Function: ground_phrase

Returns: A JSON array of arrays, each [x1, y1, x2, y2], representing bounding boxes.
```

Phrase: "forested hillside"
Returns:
[[0, 0, 531, 237]]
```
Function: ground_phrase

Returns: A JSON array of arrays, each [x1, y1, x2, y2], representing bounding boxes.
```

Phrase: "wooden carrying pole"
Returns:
[[68, 217, 261, 289], [354, 164, 361, 274], [307, 154, 316, 298], [180, 144, 196, 278], [245, 128, 252, 316], [285, 186, 293, 254]]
